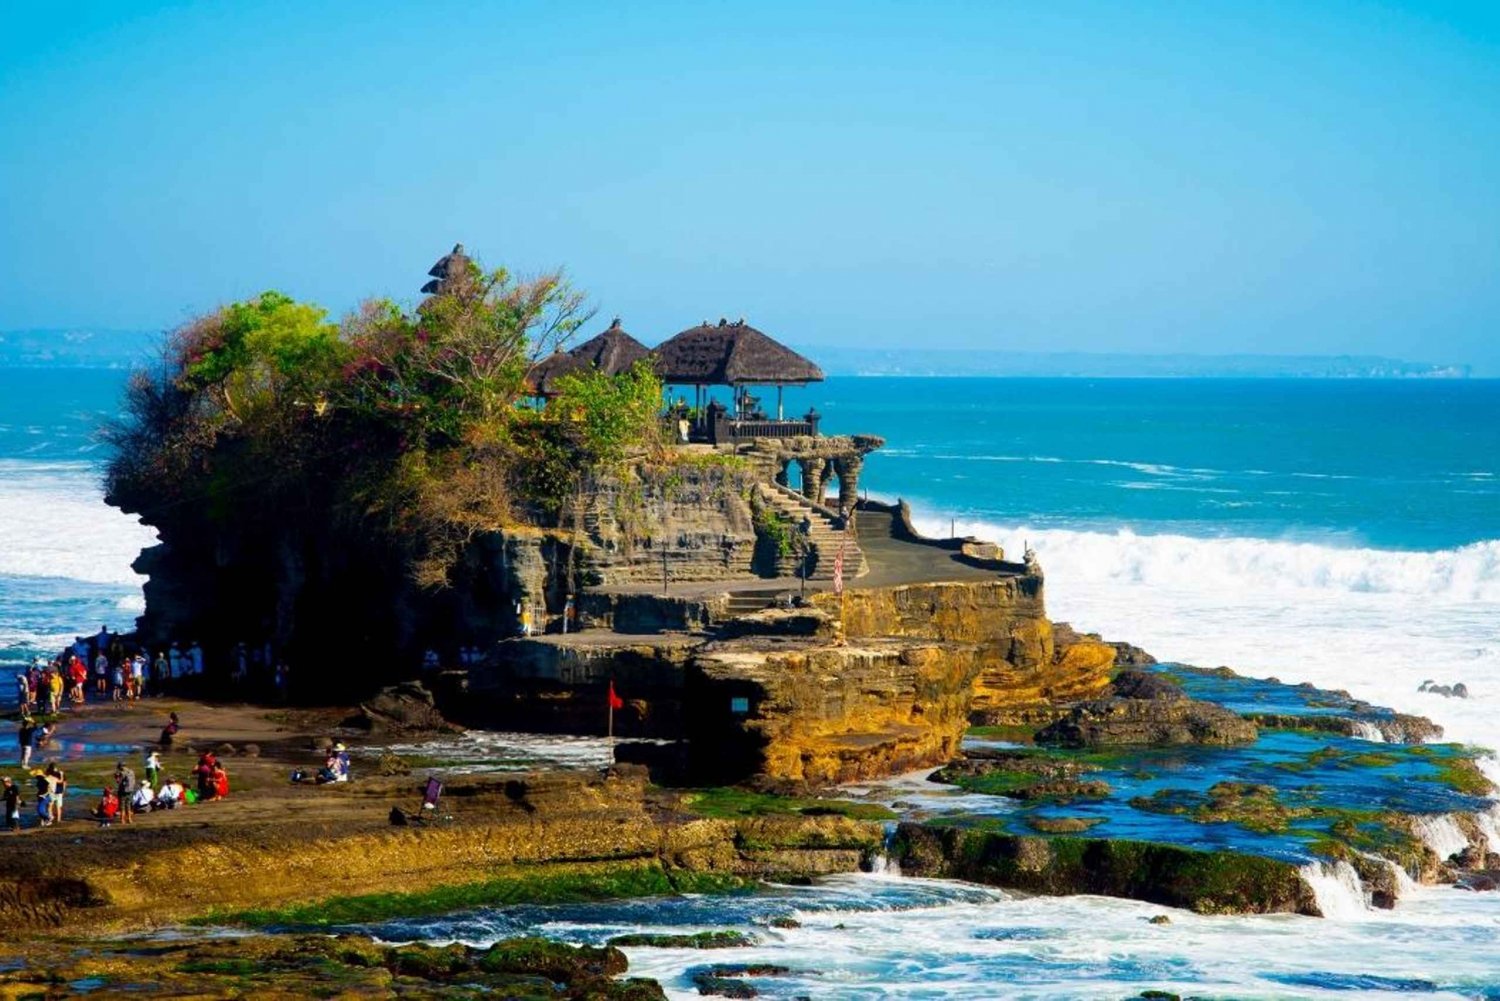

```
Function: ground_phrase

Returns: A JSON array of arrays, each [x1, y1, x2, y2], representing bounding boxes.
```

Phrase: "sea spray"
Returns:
[[1410, 814, 1471, 866], [1297, 860, 1369, 919]]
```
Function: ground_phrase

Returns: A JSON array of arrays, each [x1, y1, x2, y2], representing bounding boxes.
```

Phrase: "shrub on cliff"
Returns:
[[104, 251, 661, 590]]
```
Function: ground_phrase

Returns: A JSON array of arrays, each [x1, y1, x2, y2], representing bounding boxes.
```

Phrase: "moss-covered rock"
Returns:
[[895, 822, 1319, 915]]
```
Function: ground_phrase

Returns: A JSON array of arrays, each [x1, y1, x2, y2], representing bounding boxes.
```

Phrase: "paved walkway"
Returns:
[[598, 505, 1018, 598]]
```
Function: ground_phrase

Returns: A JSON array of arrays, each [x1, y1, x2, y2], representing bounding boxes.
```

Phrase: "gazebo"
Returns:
[[527, 318, 652, 398], [653, 319, 824, 441]]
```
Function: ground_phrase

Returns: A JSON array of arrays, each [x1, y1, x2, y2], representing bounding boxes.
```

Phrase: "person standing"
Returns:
[[144, 749, 162, 790], [46, 763, 66, 824], [188, 642, 204, 677], [17, 717, 35, 769], [110, 662, 124, 702], [152, 650, 168, 687], [2, 776, 20, 832], [94, 651, 109, 696], [115, 762, 137, 825], [33, 768, 52, 827], [132, 654, 146, 699]]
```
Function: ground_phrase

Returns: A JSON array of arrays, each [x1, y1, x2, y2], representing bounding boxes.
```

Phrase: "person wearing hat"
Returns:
[[3, 776, 21, 832], [334, 743, 350, 782]]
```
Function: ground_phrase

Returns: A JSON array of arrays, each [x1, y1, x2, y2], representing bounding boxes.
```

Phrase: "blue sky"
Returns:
[[1, 1, 1497, 370]]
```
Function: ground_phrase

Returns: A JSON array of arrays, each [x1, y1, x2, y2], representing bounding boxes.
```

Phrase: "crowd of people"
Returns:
[[4, 705, 237, 833]]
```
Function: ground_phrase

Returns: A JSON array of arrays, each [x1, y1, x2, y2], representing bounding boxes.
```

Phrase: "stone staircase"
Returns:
[[757, 483, 867, 582], [724, 591, 778, 617]]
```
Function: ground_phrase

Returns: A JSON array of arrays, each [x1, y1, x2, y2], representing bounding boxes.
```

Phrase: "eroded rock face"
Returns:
[[687, 638, 987, 786]]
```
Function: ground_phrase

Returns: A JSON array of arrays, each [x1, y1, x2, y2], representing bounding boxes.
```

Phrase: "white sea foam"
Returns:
[[1411, 814, 1472, 865], [911, 512, 1500, 755], [1298, 860, 1369, 919], [0, 459, 156, 586]]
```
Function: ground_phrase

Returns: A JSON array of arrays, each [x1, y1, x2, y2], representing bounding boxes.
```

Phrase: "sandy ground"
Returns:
[[2, 696, 424, 866]]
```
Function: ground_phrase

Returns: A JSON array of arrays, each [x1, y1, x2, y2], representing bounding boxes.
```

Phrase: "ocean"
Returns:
[[3, 369, 1499, 997]]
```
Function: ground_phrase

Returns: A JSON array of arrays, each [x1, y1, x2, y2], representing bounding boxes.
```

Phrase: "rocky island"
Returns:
[[4, 246, 1495, 996]]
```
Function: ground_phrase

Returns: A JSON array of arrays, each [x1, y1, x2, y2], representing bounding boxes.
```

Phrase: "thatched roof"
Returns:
[[526, 351, 577, 397], [569, 318, 651, 375], [420, 243, 470, 294], [526, 319, 652, 397], [653, 318, 824, 386]]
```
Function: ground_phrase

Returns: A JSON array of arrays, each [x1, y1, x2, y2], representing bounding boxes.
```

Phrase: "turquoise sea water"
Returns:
[[4, 369, 1500, 997]]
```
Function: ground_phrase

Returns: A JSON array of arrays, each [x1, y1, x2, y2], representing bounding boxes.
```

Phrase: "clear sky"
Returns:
[[2, 1, 1497, 371]]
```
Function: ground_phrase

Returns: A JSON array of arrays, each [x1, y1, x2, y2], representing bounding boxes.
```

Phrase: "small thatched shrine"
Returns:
[[528, 318, 651, 397], [654, 318, 824, 429]]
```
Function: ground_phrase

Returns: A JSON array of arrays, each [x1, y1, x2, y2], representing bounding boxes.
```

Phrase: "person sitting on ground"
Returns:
[[334, 743, 350, 782], [315, 751, 340, 784], [92, 787, 119, 826], [155, 777, 184, 810], [158, 712, 180, 748], [130, 782, 154, 815]]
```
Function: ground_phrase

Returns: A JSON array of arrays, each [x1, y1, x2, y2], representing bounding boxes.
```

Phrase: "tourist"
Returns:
[[130, 782, 153, 815], [50, 667, 64, 712], [158, 711, 180, 748], [46, 763, 66, 824], [68, 656, 86, 703], [94, 650, 109, 695], [153, 650, 168, 686], [33, 768, 52, 826], [110, 661, 124, 701], [208, 761, 229, 801], [13, 673, 29, 714], [168, 643, 183, 679], [91, 786, 119, 826], [3, 777, 20, 832], [17, 716, 35, 769], [155, 776, 184, 810], [188, 642, 204, 677], [132, 653, 146, 698], [194, 751, 217, 800], [274, 661, 289, 700], [144, 749, 162, 789], [422, 648, 440, 672], [115, 761, 137, 825]]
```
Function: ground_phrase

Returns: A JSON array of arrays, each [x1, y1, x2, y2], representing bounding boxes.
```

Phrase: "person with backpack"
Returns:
[[115, 762, 137, 825]]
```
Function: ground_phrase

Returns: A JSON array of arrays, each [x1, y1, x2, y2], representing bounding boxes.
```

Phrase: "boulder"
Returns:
[[347, 681, 463, 735], [1037, 696, 1257, 748]]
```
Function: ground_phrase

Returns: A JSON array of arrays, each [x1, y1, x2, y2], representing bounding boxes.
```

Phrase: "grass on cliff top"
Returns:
[[197, 859, 750, 929], [677, 787, 896, 822]]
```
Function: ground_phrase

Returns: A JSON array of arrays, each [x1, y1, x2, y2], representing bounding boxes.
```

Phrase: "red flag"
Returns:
[[608, 680, 624, 710]]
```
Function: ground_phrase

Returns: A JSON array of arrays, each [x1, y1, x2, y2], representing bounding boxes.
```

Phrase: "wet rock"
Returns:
[[894, 822, 1319, 916], [1109, 669, 1183, 701], [239, 743, 260, 758], [1419, 680, 1471, 699], [608, 931, 755, 949], [347, 680, 464, 735], [690, 964, 793, 999], [1036, 696, 1257, 748], [1456, 870, 1500, 892], [215, 742, 237, 756], [376, 751, 411, 776], [1028, 816, 1105, 834], [1244, 711, 1443, 744], [1147, 914, 1171, 925], [767, 916, 801, 929]]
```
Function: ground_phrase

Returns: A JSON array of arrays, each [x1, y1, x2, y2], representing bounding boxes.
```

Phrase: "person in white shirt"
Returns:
[[155, 779, 184, 809], [131, 784, 154, 813]]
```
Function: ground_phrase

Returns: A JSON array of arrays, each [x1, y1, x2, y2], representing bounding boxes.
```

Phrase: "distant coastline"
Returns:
[[0, 329, 1474, 378], [797, 345, 1473, 379]]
